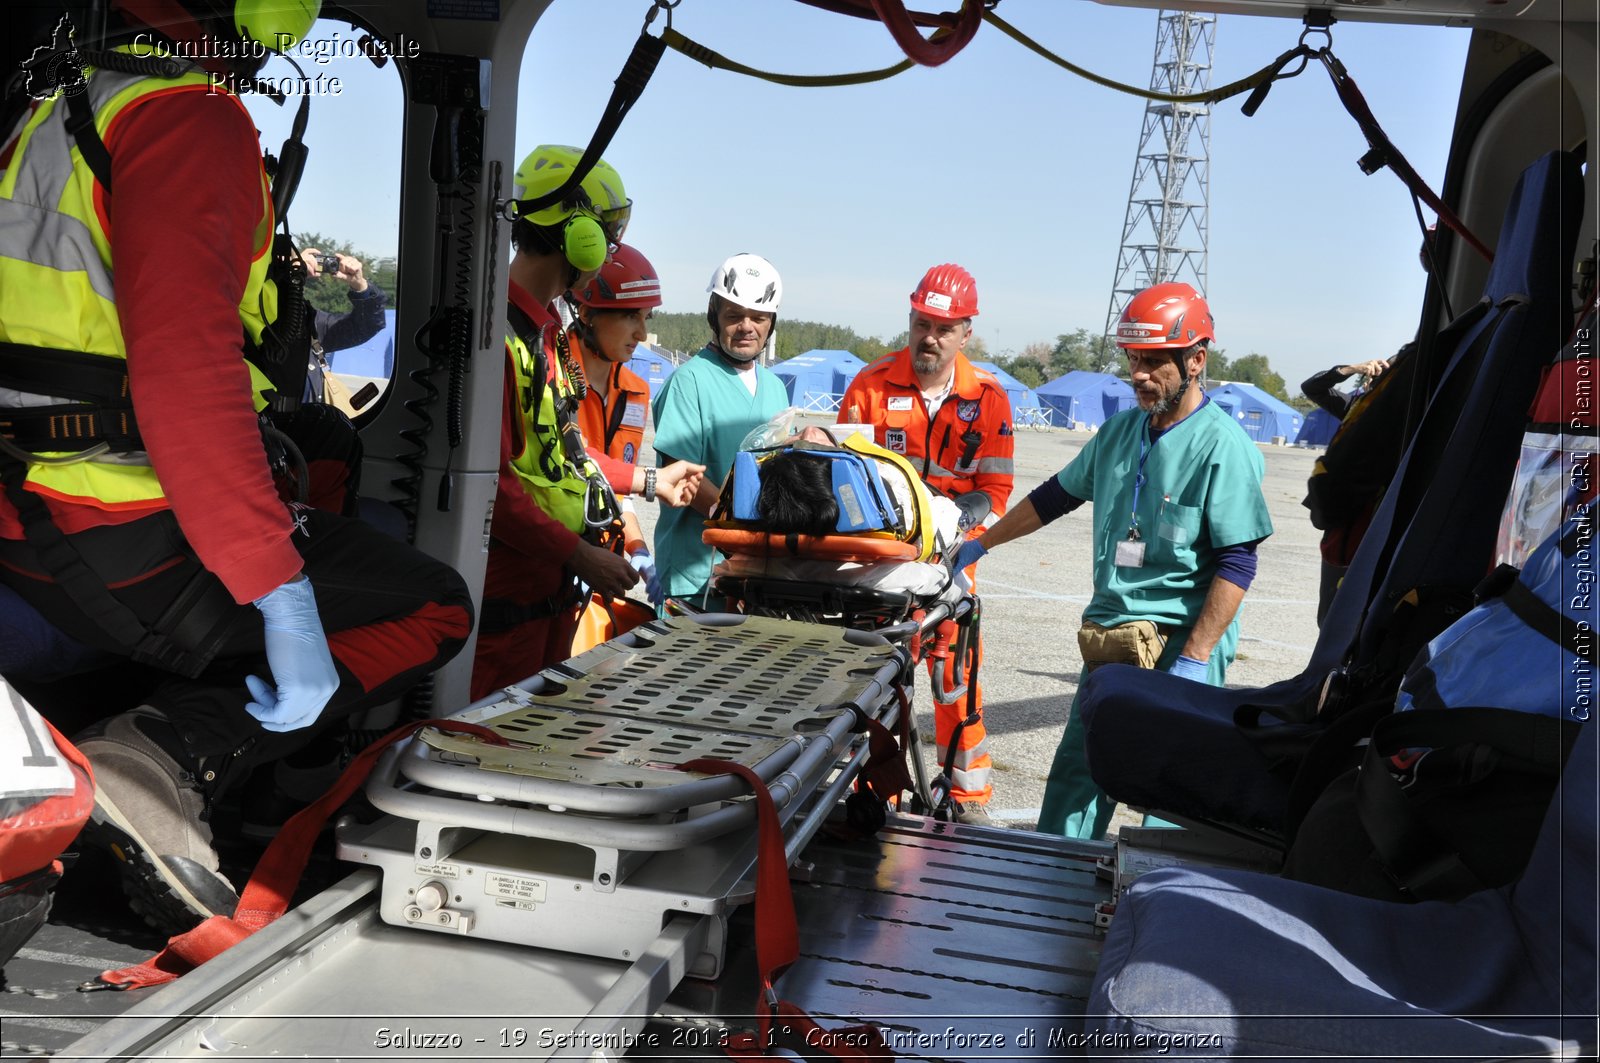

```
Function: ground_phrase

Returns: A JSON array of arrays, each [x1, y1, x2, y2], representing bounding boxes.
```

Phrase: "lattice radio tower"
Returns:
[[1102, 11, 1216, 358]]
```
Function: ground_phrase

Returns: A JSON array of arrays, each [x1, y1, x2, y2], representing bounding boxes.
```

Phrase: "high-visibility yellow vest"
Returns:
[[0, 47, 276, 511], [506, 323, 617, 536]]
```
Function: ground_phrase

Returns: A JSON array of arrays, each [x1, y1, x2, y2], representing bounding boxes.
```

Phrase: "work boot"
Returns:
[[952, 800, 1003, 828], [75, 707, 239, 934]]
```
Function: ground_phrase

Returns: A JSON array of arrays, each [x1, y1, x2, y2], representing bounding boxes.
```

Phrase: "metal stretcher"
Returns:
[[343, 611, 908, 977]]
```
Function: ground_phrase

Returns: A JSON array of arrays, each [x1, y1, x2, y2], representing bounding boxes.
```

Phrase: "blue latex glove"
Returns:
[[247, 575, 339, 732], [1168, 654, 1210, 682], [629, 549, 664, 609], [948, 539, 988, 595]]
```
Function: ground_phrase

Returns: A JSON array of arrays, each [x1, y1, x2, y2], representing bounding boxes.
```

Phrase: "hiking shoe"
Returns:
[[75, 707, 239, 934], [952, 801, 1003, 828]]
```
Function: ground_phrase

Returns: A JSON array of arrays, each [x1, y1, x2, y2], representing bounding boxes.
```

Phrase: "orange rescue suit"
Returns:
[[572, 333, 652, 468], [838, 349, 1015, 806]]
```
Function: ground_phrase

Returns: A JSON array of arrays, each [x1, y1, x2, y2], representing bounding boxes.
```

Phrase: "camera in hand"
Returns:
[[314, 252, 341, 276]]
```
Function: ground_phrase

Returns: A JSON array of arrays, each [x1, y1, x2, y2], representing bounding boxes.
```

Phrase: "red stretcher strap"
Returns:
[[676, 757, 893, 1060], [99, 719, 508, 989], [867, 0, 981, 67], [855, 715, 913, 803]]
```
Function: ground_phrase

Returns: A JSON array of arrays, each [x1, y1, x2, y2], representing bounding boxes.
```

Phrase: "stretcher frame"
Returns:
[[343, 612, 909, 975]]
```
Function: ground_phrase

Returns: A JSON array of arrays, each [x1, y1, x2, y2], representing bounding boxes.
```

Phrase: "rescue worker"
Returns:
[[0, 0, 475, 931], [837, 264, 1014, 824], [568, 243, 664, 608], [950, 283, 1273, 839], [472, 147, 702, 700], [652, 253, 790, 610]]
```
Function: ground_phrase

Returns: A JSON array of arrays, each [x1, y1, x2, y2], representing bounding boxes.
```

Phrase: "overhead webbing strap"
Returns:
[[662, 26, 913, 87], [1317, 50, 1495, 263], [512, 15, 666, 218], [985, 8, 1310, 107]]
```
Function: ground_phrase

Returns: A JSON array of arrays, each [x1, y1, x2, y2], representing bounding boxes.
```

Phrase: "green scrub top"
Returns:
[[652, 346, 789, 601], [1057, 398, 1273, 639]]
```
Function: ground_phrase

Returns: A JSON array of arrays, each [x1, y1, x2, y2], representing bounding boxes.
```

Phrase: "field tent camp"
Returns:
[[1036, 370, 1137, 429], [628, 343, 677, 400], [971, 361, 1044, 420], [1296, 406, 1341, 447], [1208, 382, 1305, 443], [772, 348, 867, 412]]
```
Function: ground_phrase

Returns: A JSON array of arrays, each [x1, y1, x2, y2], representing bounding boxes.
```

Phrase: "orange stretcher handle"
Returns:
[[703, 526, 920, 563]]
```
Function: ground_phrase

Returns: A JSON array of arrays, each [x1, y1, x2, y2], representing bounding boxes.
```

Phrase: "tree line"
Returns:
[[993, 329, 1296, 404], [297, 237, 1301, 405]]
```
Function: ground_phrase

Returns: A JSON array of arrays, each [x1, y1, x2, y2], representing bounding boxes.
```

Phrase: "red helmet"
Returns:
[[1114, 282, 1215, 350], [910, 263, 979, 320], [574, 243, 662, 310]]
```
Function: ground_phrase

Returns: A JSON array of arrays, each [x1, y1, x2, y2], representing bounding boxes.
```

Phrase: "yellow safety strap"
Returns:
[[662, 26, 914, 87], [981, 8, 1306, 107], [662, 13, 1306, 107]]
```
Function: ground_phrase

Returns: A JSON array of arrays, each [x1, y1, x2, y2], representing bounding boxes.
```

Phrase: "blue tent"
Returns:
[[971, 361, 1043, 419], [628, 344, 677, 400], [1296, 406, 1340, 447], [772, 348, 867, 412], [1035, 370, 1137, 429], [326, 307, 394, 379], [1208, 382, 1304, 443]]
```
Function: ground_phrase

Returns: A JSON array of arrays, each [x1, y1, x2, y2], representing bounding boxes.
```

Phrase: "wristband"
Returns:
[[643, 467, 657, 502]]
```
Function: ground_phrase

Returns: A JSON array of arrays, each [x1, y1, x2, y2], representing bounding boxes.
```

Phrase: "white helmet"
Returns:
[[706, 253, 782, 362], [707, 253, 783, 313]]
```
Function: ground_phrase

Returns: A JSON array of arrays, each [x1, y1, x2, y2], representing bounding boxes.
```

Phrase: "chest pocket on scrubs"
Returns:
[[1151, 501, 1202, 562]]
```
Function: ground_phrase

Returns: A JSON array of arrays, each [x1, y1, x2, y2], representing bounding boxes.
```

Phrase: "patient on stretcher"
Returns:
[[704, 424, 982, 607]]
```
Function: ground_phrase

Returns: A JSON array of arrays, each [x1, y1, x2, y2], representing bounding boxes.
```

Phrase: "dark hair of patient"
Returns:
[[756, 452, 839, 536]]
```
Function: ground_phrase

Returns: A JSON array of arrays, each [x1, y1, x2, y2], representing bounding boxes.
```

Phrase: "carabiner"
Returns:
[[641, 0, 680, 35]]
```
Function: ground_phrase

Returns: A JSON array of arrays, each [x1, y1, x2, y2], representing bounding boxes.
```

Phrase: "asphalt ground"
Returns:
[[635, 411, 1325, 833]]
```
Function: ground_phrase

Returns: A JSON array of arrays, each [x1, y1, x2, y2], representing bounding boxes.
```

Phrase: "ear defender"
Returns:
[[234, 0, 322, 52], [562, 214, 608, 274]]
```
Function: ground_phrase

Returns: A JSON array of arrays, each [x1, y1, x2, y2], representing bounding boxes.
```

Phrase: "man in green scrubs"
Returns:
[[949, 283, 1273, 838], [652, 254, 790, 609]]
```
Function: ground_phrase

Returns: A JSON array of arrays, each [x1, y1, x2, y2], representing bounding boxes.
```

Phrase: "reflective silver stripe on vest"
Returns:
[[922, 459, 958, 479], [976, 457, 1014, 475], [0, 64, 184, 305]]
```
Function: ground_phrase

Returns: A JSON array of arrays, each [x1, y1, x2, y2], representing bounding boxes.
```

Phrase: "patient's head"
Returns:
[[756, 451, 839, 536]]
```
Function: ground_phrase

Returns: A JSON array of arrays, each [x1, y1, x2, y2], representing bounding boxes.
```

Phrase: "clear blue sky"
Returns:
[[248, 1, 1472, 392]]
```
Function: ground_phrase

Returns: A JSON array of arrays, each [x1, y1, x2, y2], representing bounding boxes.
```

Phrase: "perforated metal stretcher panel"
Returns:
[[345, 613, 909, 973]]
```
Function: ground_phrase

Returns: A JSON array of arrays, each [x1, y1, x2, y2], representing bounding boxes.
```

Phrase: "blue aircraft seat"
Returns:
[[1085, 709, 1596, 1059], [1079, 150, 1585, 837]]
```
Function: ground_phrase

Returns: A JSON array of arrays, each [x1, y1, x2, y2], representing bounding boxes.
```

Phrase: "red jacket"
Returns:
[[838, 350, 1015, 516], [0, 88, 298, 604]]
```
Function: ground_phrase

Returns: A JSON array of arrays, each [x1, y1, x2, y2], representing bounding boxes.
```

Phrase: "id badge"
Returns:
[[1114, 538, 1146, 568]]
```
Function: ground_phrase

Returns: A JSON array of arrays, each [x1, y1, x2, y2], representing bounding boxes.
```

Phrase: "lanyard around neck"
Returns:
[[1128, 417, 1158, 539]]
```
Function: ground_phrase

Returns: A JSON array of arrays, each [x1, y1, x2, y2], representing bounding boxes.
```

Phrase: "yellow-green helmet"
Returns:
[[514, 144, 630, 242]]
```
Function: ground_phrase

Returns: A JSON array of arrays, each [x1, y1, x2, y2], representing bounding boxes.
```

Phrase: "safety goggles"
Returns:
[[596, 199, 631, 247]]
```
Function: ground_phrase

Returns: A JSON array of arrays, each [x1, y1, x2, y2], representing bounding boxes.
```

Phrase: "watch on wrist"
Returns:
[[643, 466, 657, 502]]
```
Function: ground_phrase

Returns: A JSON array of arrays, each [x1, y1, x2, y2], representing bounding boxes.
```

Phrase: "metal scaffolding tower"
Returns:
[[1103, 11, 1216, 352]]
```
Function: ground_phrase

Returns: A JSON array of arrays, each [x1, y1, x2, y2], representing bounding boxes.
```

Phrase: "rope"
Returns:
[[662, 26, 913, 87]]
